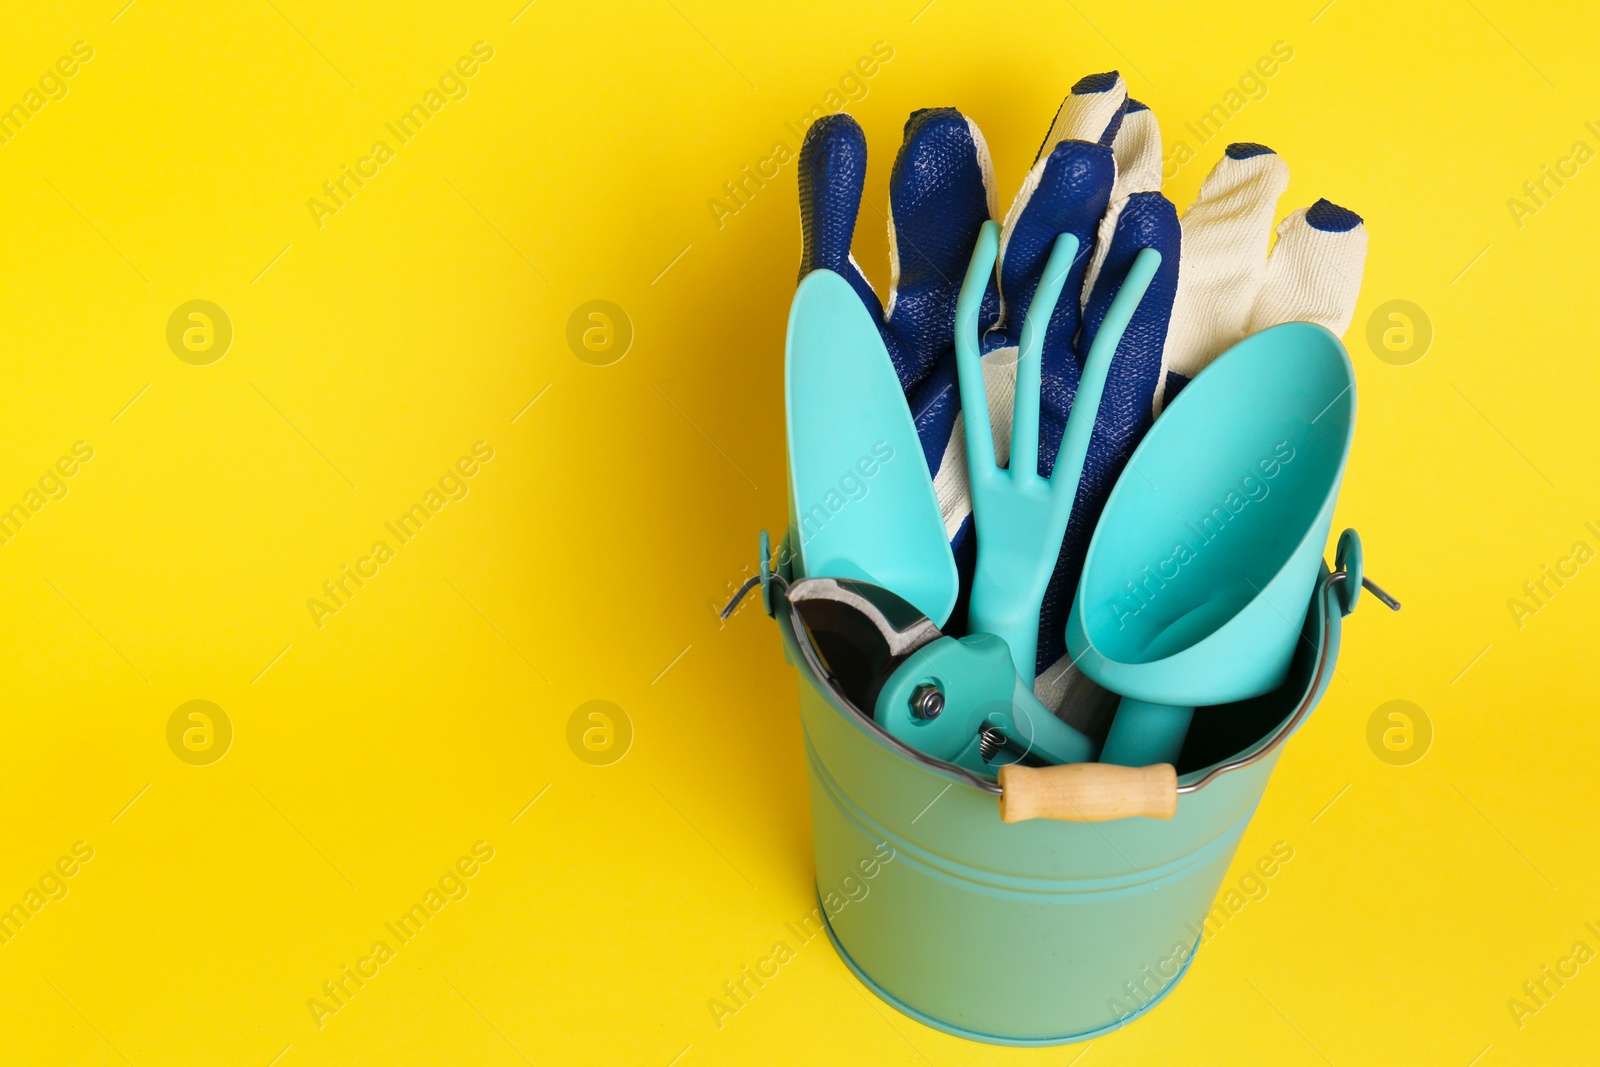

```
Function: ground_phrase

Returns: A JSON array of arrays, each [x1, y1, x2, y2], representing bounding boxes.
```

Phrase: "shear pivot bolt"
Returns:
[[909, 683, 944, 720]]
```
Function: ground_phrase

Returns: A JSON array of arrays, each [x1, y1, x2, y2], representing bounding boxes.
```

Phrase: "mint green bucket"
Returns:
[[769, 537, 1364, 1045]]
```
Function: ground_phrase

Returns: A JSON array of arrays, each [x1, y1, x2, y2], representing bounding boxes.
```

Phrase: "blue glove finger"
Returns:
[[1068, 192, 1181, 430], [1034, 191, 1181, 678], [797, 114, 886, 329], [884, 108, 995, 394], [888, 108, 1001, 481], [997, 147, 1117, 331], [907, 351, 961, 473], [888, 108, 1002, 475], [991, 139, 1115, 473], [798, 110, 997, 634], [937, 75, 1127, 637], [797, 107, 994, 624]]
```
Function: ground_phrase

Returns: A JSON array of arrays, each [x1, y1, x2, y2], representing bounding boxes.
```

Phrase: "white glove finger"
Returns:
[[1082, 101, 1165, 301], [1037, 72, 1128, 158], [931, 347, 1019, 538], [996, 73, 1125, 332], [1110, 100, 1162, 199], [1246, 200, 1368, 337], [1163, 143, 1291, 378]]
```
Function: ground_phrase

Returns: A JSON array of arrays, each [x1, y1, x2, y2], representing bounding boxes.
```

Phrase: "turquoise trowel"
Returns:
[[785, 270, 958, 626]]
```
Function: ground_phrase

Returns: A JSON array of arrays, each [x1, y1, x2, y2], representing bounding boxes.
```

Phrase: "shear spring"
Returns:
[[979, 725, 1007, 762]]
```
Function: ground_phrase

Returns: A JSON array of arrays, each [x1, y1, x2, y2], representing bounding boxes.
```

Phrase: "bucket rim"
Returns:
[[772, 557, 1350, 802]]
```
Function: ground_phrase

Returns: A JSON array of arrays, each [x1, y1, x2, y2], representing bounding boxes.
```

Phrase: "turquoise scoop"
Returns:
[[1067, 322, 1358, 766]]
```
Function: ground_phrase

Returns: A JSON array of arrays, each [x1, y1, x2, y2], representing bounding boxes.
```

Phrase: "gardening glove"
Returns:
[[1157, 142, 1369, 408], [954, 74, 1182, 714], [797, 104, 996, 627], [1022, 121, 1370, 714], [795, 80, 1368, 730], [796, 74, 1180, 701], [1039, 141, 1369, 730]]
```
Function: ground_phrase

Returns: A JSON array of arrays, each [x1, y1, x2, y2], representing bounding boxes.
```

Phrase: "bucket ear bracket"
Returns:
[[717, 529, 784, 622], [759, 529, 775, 617], [1334, 528, 1401, 617]]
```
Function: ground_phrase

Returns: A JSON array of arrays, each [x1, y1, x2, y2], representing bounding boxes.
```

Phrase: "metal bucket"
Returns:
[[767, 534, 1363, 1045]]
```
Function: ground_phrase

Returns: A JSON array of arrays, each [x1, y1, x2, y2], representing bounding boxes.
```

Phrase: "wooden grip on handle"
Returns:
[[998, 763, 1178, 823]]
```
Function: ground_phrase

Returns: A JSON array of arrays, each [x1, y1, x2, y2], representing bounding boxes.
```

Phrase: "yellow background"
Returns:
[[1, 0, 1596, 1063]]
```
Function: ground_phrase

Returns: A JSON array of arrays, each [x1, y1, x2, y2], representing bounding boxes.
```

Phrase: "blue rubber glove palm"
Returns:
[[796, 73, 1180, 699]]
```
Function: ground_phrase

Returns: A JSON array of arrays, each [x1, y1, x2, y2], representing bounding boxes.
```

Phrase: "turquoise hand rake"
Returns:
[[955, 219, 1162, 682]]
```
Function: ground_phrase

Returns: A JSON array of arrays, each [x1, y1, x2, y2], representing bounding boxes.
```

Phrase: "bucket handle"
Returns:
[[998, 536, 1400, 822], [998, 565, 1342, 822], [998, 762, 1177, 822]]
